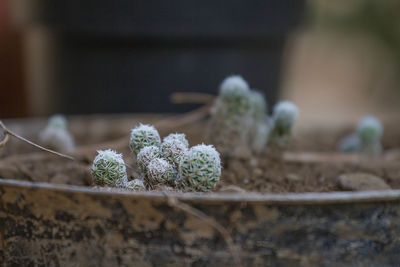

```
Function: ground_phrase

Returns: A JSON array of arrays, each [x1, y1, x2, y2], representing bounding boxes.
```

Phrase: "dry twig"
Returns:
[[0, 120, 75, 161]]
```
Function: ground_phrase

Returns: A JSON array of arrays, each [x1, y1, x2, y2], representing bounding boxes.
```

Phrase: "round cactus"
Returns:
[[270, 101, 299, 145], [220, 75, 250, 96], [136, 145, 161, 174], [39, 114, 75, 152], [161, 137, 188, 168], [48, 114, 67, 129], [91, 149, 128, 187], [146, 158, 176, 186], [129, 124, 161, 155], [357, 116, 383, 155], [178, 144, 221, 191], [124, 179, 145, 191], [163, 133, 189, 148]]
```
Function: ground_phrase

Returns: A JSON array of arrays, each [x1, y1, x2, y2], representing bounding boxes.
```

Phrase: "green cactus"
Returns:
[[357, 116, 383, 156], [124, 179, 145, 191], [161, 134, 189, 168], [146, 158, 176, 186], [178, 144, 221, 191], [39, 114, 75, 152], [91, 149, 128, 187], [209, 75, 254, 156], [269, 101, 299, 146], [136, 145, 161, 175], [129, 124, 161, 155], [163, 133, 189, 148]]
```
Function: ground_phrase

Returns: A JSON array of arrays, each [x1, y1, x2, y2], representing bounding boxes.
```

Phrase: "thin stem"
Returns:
[[0, 120, 75, 161]]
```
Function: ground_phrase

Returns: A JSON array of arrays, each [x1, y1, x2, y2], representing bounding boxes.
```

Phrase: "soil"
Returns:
[[1, 117, 400, 194]]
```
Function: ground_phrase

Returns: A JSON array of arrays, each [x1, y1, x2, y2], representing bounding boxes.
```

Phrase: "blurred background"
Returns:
[[1, 0, 400, 125]]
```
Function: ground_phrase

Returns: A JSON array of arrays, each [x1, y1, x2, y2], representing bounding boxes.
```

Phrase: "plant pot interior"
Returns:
[[1, 114, 400, 194]]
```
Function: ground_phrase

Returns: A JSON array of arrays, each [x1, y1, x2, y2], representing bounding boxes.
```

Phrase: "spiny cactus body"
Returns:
[[163, 133, 189, 148], [39, 114, 75, 152], [129, 124, 161, 155], [91, 149, 127, 187], [136, 145, 161, 174], [146, 158, 176, 186], [209, 75, 254, 156], [124, 179, 145, 191], [269, 101, 299, 146], [358, 116, 383, 155], [178, 144, 221, 191], [161, 137, 188, 168]]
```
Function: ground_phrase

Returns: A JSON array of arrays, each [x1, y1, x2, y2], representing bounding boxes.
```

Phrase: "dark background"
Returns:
[[1, 0, 304, 117]]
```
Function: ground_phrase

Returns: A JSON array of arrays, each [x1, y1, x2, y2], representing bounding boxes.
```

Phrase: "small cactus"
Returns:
[[124, 179, 146, 191], [161, 136, 188, 168], [208, 75, 253, 156], [163, 133, 189, 148], [251, 121, 271, 154], [339, 133, 361, 153], [269, 101, 299, 146], [129, 124, 161, 155], [136, 145, 161, 174], [146, 158, 176, 186], [178, 144, 221, 191], [39, 114, 75, 152], [48, 114, 67, 129], [357, 116, 383, 155], [91, 149, 128, 187], [250, 90, 267, 122], [249, 90, 269, 152]]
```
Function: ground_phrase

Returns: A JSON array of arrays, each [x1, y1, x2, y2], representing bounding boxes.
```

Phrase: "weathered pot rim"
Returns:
[[2, 178, 400, 205]]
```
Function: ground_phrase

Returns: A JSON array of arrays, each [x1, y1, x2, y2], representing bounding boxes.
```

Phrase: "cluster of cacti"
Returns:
[[208, 75, 299, 155], [39, 114, 75, 152], [90, 149, 145, 190], [130, 124, 221, 191], [339, 116, 383, 156]]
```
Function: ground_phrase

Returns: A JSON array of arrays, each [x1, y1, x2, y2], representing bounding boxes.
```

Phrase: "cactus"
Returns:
[[91, 149, 128, 187], [249, 90, 269, 152], [129, 124, 161, 155], [136, 145, 161, 174], [269, 101, 299, 146], [146, 158, 176, 186], [339, 133, 361, 153], [124, 179, 145, 191], [251, 121, 271, 154], [208, 75, 253, 156], [250, 90, 267, 122], [161, 134, 189, 168], [163, 133, 189, 148], [48, 114, 67, 129], [178, 144, 221, 191], [357, 116, 383, 155], [39, 114, 75, 152]]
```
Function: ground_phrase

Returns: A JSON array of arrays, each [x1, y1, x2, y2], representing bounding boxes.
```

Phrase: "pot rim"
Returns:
[[2, 178, 400, 205]]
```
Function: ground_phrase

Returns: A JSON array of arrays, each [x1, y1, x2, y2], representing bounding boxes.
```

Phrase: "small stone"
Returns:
[[338, 173, 391, 191], [243, 178, 249, 184], [285, 173, 300, 182]]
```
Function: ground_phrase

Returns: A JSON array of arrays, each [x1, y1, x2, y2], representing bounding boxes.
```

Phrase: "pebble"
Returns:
[[338, 173, 391, 191]]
